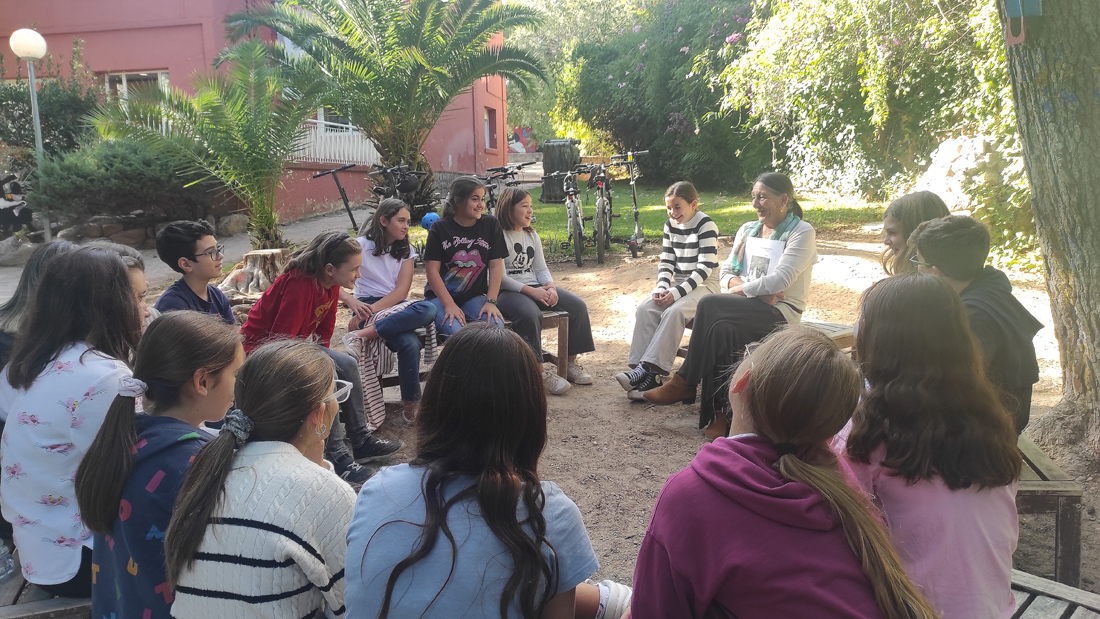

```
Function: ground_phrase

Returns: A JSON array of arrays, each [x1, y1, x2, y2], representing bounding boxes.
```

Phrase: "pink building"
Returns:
[[2, 0, 507, 220]]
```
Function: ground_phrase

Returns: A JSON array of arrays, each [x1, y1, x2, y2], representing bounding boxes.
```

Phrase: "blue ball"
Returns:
[[421, 212, 440, 230]]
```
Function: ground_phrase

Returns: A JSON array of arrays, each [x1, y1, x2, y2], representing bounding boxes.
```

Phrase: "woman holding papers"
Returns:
[[642, 172, 817, 440]]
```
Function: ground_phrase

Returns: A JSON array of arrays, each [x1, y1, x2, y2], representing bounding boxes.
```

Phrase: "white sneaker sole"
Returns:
[[615, 372, 637, 392]]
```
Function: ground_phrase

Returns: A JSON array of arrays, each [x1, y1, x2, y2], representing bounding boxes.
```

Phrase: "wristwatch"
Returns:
[[487, 298, 498, 305]]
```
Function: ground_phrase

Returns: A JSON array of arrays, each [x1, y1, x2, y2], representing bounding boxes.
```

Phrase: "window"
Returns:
[[103, 71, 168, 100], [484, 107, 498, 150], [318, 106, 353, 132]]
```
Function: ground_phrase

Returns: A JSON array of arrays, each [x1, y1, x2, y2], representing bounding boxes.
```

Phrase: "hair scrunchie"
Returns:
[[774, 442, 799, 458], [221, 409, 254, 447], [118, 376, 148, 398]]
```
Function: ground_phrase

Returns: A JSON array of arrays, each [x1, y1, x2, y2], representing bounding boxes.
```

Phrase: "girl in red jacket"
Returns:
[[240, 230, 401, 486]]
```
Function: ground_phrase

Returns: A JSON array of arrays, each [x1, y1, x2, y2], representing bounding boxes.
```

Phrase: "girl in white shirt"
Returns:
[[350, 198, 437, 420], [0, 247, 141, 597], [495, 188, 595, 396]]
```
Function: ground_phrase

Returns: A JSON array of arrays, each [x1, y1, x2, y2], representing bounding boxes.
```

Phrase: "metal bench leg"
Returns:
[[557, 315, 569, 379], [1054, 495, 1082, 587]]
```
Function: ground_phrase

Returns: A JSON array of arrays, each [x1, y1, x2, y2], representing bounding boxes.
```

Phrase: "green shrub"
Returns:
[[0, 41, 103, 156], [28, 139, 214, 223]]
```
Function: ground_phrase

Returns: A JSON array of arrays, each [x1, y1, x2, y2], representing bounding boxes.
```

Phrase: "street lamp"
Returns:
[[9, 28, 51, 241]]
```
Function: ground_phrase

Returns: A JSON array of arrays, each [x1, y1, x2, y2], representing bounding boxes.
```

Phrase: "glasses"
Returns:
[[323, 379, 353, 404], [909, 254, 934, 268], [192, 244, 225, 261]]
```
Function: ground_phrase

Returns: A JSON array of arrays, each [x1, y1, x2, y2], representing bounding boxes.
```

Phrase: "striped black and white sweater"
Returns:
[[171, 442, 356, 619], [655, 211, 720, 300]]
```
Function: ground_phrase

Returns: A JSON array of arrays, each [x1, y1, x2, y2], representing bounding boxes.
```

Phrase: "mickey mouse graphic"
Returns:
[[507, 242, 536, 276]]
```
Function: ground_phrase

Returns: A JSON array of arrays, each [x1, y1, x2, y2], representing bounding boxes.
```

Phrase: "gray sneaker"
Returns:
[[543, 367, 572, 395], [567, 361, 593, 385]]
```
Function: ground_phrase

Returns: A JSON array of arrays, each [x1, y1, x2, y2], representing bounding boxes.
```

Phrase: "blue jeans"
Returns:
[[425, 295, 504, 336], [358, 297, 437, 402]]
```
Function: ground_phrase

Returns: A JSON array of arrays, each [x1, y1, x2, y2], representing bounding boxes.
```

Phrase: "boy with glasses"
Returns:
[[909, 215, 1042, 433], [153, 220, 235, 324]]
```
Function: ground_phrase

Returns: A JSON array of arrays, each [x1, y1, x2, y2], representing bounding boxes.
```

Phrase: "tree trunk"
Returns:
[[999, 0, 1100, 457], [218, 248, 291, 299]]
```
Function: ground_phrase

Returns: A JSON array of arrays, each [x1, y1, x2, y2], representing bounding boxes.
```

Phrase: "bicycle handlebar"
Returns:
[[610, 150, 649, 162], [486, 161, 536, 174], [311, 163, 356, 179]]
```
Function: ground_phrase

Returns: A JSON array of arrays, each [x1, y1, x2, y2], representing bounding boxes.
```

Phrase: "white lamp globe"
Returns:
[[9, 29, 47, 61]]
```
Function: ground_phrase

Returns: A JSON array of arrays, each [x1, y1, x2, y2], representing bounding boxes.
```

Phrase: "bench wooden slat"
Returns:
[[0, 596, 90, 619], [1012, 570, 1100, 612], [1018, 480, 1085, 497], [1012, 589, 1034, 617], [1019, 464, 1041, 481], [1071, 608, 1100, 619], [1017, 595, 1070, 618], [1019, 435, 1075, 482]]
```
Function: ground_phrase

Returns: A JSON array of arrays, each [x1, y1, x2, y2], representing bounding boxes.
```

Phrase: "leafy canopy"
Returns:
[[88, 40, 325, 249], [225, 0, 550, 166]]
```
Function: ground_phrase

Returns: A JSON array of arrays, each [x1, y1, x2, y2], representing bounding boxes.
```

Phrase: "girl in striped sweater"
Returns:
[[616, 182, 719, 399]]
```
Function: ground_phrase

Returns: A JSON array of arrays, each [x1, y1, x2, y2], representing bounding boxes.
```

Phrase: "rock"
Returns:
[[217, 213, 250, 237], [101, 223, 125, 237], [0, 236, 35, 267], [78, 223, 103, 239], [142, 237, 158, 250], [108, 227, 150, 248], [58, 226, 83, 242], [204, 215, 216, 229], [88, 215, 119, 225]]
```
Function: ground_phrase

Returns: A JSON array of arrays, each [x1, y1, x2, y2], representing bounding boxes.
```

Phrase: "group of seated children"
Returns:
[[0, 171, 1040, 619]]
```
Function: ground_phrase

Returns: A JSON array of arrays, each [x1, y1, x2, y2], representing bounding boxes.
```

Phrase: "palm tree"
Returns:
[[88, 40, 325, 249], [225, 0, 549, 204]]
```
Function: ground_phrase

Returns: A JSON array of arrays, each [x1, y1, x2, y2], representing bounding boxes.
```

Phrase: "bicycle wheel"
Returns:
[[571, 200, 584, 267], [595, 197, 606, 264], [605, 192, 614, 250]]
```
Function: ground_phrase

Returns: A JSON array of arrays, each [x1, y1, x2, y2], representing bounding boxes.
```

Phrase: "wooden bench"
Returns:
[[676, 317, 855, 358], [1017, 435, 1083, 587], [1012, 569, 1100, 618], [0, 550, 89, 619], [379, 310, 570, 386]]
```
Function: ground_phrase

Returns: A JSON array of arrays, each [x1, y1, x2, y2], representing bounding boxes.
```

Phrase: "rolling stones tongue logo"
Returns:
[[442, 248, 486, 294]]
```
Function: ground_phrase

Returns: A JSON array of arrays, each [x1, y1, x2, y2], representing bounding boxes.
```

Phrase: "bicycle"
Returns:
[[584, 162, 617, 264], [542, 166, 591, 267], [367, 163, 439, 223], [478, 161, 536, 216], [311, 163, 364, 231], [609, 150, 648, 257]]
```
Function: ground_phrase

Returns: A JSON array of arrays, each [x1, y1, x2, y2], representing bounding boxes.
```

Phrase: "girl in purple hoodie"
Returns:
[[632, 327, 938, 619]]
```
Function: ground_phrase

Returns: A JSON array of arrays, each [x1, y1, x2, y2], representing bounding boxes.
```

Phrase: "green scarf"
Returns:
[[726, 212, 801, 276]]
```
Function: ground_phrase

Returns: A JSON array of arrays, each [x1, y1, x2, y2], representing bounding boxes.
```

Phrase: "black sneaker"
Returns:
[[333, 453, 375, 488], [353, 435, 403, 463], [626, 373, 663, 401], [614, 367, 650, 392]]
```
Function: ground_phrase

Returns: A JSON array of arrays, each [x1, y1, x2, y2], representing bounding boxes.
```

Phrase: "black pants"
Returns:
[[497, 287, 596, 358], [676, 294, 786, 428], [40, 546, 93, 598]]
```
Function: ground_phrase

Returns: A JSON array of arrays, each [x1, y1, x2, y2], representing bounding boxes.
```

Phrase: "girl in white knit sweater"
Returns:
[[164, 340, 357, 619]]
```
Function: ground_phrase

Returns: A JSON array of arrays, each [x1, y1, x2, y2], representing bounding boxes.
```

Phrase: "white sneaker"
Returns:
[[602, 579, 632, 619], [567, 361, 593, 385], [543, 367, 572, 395]]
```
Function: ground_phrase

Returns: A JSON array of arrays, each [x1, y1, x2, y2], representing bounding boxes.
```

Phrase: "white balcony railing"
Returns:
[[292, 119, 381, 166]]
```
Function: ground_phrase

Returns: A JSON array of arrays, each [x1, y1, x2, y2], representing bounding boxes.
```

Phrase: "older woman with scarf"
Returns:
[[642, 172, 817, 439]]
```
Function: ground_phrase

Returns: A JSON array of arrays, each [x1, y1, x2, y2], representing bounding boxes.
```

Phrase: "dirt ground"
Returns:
[[316, 224, 1098, 590]]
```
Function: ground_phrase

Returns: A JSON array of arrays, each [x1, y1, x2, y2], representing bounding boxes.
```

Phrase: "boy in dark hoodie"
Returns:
[[910, 215, 1043, 433]]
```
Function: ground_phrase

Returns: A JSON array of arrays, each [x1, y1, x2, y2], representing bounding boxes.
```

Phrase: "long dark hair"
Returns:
[[738, 327, 938, 619], [361, 198, 411, 261], [0, 240, 74, 333], [164, 340, 334, 586], [283, 230, 361, 280], [7, 247, 141, 390], [442, 176, 486, 219], [880, 191, 950, 275], [496, 188, 532, 232], [373, 324, 553, 619], [76, 312, 242, 534], [755, 172, 803, 219], [847, 273, 1021, 489]]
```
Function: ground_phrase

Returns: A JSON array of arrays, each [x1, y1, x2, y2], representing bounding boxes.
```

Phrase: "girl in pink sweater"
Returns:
[[843, 273, 1022, 619]]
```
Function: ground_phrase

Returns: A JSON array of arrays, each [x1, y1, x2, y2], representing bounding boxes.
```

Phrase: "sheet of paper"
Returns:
[[744, 237, 785, 282]]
